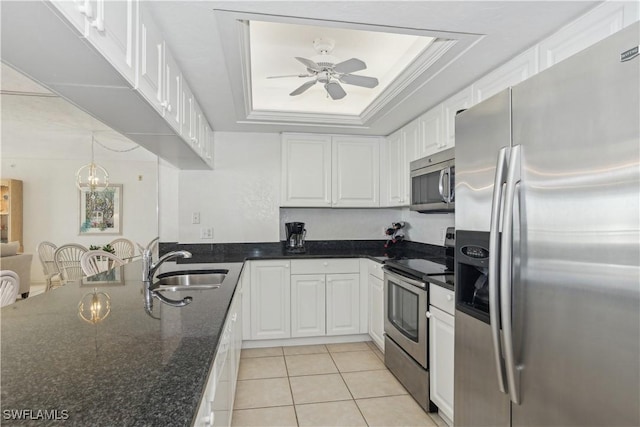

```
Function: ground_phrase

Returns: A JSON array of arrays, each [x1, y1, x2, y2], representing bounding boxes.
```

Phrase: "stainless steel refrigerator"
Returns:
[[453, 23, 639, 427]]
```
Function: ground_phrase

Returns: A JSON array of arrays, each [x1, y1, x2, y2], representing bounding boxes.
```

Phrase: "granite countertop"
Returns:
[[0, 241, 452, 426], [0, 260, 243, 426]]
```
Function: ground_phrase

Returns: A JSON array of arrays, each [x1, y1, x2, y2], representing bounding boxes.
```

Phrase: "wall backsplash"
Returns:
[[280, 207, 404, 241], [402, 210, 454, 246]]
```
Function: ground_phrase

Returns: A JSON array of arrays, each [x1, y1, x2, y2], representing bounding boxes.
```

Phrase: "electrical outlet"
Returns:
[[192, 212, 200, 224], [200, 227, 213, 239], [441, 228, 447, 243]]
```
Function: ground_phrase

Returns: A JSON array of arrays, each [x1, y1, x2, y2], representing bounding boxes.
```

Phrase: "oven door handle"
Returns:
[[383, 268, 427, 289]]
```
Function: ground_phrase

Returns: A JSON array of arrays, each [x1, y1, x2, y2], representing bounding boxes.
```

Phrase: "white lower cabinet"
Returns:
[[326, 273, 360, 335], [194, 282, 242, 427], [368, 273, 385, 350], [250, 260, 291, 340], [428, 284, 455, 425], [291, 274, 326, 337]]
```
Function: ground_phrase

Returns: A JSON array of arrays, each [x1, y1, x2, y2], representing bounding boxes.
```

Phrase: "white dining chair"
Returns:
[[37, 241, 62, 291], [80, 250, 125, 276], [109, 238, 136, 260], [0, 270, 20, 307], [54, 244, 89, 285]]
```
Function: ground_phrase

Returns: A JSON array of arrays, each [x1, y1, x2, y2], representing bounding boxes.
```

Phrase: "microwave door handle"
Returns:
[[438, 169, 446, 201], [489, 146, 510, 394], [500, 145, 522, 405], [444, 167, 453, 203]]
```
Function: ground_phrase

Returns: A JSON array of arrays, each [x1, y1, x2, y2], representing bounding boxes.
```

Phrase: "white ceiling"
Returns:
[[150, 1, 601, 135]]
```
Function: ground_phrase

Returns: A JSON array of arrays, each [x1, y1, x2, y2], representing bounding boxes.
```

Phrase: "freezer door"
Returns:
[[454, 310, 510, 427], [509, 23, 639, 426], [455, 89, 512, 232]]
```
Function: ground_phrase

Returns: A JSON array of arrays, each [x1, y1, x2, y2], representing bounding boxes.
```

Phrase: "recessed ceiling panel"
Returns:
[[249, 21, 434, 115]]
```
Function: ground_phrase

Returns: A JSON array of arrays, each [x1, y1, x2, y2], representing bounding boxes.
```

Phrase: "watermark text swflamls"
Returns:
[[3, 409, 69, 421]]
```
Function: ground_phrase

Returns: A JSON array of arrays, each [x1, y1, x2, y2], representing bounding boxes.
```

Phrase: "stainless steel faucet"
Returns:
[[142, 249, 193, 313]]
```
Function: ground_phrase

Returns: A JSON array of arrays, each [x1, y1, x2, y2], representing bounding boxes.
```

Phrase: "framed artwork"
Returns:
[[78, 184, 122, 235]]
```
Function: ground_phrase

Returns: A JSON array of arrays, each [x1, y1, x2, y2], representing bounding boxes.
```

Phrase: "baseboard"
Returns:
[[242, 333, 372, 349]]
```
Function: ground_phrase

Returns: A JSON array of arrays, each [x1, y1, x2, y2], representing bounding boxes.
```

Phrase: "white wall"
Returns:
[[1, 157, 158, 283], [280, 207, 404, 241], [175, 132, 281, 243]]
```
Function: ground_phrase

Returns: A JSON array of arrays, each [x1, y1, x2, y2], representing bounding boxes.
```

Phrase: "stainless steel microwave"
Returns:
[[410, 148, 455, 212]]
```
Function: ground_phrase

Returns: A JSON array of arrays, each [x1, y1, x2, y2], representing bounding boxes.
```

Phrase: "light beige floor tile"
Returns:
[[238, 356, 287, 380], [342, 369, 407, 399], [356, 395, 437, 427], [231, 406, 298, 427], [283, 344, 328, 356], [296, 400, 367, 427], [240, 347, 283, 358], [234, 378, 293, 409], [289, 373, 352, 404], [326, 342, 371, 353], [330, 350, 386, 372], [285, 353, 338, 376]]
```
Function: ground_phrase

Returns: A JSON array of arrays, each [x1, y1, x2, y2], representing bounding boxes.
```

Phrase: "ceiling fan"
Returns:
[[267, 38, 379, 100]]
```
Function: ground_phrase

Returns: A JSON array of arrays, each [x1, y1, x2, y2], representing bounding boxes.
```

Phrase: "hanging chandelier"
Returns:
[[76, 133, 109, 191]]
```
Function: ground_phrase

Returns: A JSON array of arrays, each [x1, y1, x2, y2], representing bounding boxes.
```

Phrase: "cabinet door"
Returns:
[[50, 0, 89, 36], [182, 80, 196, 146], [162, 46, 182, 133], [87, 0, 137, 85], [383, 130, 407, 207], [137, 5, 163, 112], [442, 86, 473, 149], [368, 274, 385, 351], [291, 275, 326, 337], [326, 273, 360, 335], [418, 106, 445, 158], [250, 261, 291, 340], [332, 137, 380, 207], [429, 306, 455, 423], [281, 134, 332, 207]]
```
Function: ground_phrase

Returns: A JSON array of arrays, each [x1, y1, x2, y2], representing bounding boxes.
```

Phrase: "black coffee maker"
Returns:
[[285, 222, 306, 253]]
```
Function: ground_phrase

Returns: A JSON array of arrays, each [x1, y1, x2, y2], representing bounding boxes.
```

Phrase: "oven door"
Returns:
[[383, 269, 428, 368]]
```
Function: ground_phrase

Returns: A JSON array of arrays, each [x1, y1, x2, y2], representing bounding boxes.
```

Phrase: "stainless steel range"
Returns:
[[382, 229, 455, 412]]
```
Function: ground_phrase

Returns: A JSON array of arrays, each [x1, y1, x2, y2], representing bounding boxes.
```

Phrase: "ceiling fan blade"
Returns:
[[324, 81, 347, 100], [333, 58, 367, 74], [289, 80, 317, 96], [339, 74, 379, 89], [295, 57, 322, 72], [267, 74, 312, 79]]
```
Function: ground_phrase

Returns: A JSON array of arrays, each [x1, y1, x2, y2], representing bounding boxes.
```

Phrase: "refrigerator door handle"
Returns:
[[500, 144, 522, 405], [489, 146, 510, 394]]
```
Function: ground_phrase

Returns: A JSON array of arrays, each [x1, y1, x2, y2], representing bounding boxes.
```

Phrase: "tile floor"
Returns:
[[232, 341, 447, 427]]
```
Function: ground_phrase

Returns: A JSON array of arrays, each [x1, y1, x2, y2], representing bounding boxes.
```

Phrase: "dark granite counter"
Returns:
[[0, 261, 243, 426]]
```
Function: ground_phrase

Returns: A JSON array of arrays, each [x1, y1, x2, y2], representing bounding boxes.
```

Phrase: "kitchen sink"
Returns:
[[153, 269, 228, 290]]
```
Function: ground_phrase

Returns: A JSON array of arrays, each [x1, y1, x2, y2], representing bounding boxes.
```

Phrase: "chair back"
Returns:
[[137, 236, 159, 256], [109, 238, 135, 260], [54, 244, 89, 285], [0, 270, 20, 307], [80, 250, 125, 276], [37, 241, 59, 276]]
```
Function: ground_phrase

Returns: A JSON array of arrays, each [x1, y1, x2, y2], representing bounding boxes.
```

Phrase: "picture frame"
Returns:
[[78, 184, 122, 235]]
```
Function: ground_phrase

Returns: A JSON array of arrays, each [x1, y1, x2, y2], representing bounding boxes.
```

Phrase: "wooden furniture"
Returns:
[[0, 179, 23, 251], [54, 244, 88, 285], [81, 250, 125, 276], [0, 270, 19, 307]]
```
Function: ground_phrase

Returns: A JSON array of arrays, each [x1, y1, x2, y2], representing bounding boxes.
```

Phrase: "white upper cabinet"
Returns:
[[404, 118, 421, 163], [281, 134, 333, 207], [137, 4, 164, 112], [50, 0, 90, 35], [87, 0, 137, 85], [182, 80, 196, 144], [382, 130, 408, 207], [332, 136, 381, 208], [442, 86, 473, 148], [417, 105, 445, 158], [162, 46, 181, 133]]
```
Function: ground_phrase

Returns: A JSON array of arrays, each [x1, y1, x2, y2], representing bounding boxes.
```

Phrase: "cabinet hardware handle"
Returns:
[[323, 262, 328, 267], [77, 2, 93, 18], [425, 311, 432, 318], [446, 294, 452, 301], [91, 18, 105, 32]]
